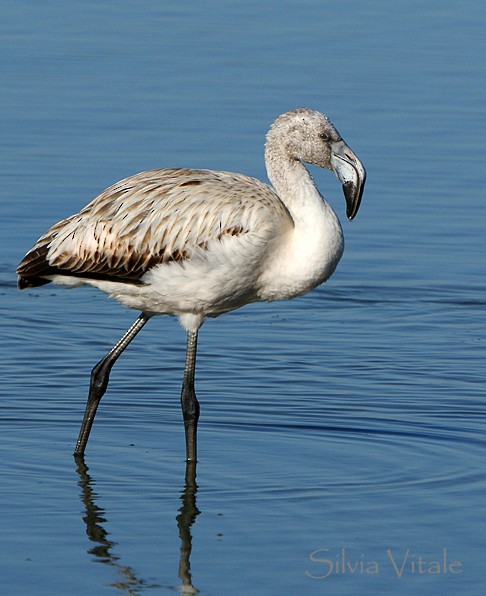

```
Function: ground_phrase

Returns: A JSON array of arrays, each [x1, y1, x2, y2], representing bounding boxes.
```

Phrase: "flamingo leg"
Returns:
[[181, 331, 200, 462], [74, 313, 150, 456]]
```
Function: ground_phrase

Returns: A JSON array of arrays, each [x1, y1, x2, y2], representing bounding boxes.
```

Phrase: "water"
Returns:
[[1, 1, 485, 594]]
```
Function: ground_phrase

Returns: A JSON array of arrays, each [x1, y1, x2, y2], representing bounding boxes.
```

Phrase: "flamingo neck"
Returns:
[[259, 139, 344, 301]]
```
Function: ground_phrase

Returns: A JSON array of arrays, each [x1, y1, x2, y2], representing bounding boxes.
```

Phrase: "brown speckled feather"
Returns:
[[17, 168, 291, 288]]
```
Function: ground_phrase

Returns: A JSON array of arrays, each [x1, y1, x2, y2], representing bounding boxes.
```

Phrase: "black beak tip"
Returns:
[[343, 182, 362, 221]]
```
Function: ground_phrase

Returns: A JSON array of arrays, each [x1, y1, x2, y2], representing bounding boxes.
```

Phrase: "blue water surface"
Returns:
[[1, 1, 485, 594]]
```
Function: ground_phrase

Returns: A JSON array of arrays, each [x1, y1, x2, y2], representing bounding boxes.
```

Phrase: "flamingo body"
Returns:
[[17, 108, 366, 460]]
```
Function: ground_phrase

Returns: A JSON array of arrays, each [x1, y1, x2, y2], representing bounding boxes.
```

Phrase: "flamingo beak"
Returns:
[[330, 140, 366, 220]]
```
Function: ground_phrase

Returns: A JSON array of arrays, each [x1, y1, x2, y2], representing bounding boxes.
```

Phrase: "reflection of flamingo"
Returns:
[[75, 458, 200, 593], [17, 108, 365, 462]]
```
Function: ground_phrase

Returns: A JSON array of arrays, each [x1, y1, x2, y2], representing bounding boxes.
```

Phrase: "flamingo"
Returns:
[[17, 107, 366, 461]]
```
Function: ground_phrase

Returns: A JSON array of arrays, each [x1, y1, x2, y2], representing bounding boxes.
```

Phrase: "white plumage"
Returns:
[[17, 107, 366, 461]]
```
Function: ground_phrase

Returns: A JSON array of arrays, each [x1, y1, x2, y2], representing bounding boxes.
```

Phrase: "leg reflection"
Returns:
[[74, 456, 201, 593], [176, 460, 200, 594], [75, 456, 149, 591]]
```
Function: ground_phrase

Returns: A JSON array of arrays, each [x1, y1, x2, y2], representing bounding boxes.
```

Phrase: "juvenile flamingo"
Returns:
[[17, 108, 366, 461]]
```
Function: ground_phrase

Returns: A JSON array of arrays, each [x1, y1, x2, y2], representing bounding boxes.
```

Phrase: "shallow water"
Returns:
[[2, 1, 485, 594]]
